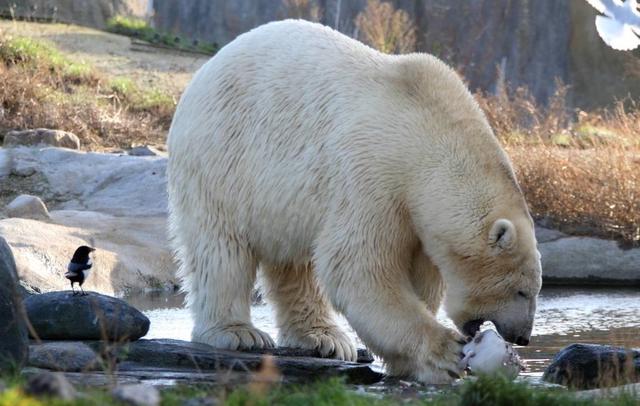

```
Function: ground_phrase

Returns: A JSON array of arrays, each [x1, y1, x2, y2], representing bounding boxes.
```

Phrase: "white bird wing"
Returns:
[[595, 15, 640, 49], [586, 0, 608, 14], [610, 0, 640, 25]]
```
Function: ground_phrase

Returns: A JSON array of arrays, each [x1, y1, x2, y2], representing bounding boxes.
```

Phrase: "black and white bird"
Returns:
[[64, 246, 95, 296], [585, 0, 640, 50]]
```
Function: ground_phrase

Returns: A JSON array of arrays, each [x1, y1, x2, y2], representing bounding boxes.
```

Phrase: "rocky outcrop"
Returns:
[[4, 129, 80, 150], [0, 212, 174, 294], [543, 344, 640, 389], [24, 291, 150, 341], [4, 147, 167, 217], [0, 237, 29, 372], [0, 147, 174, 295]]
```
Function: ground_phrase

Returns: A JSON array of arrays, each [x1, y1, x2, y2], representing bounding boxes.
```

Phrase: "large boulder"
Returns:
[[0, 237, 29, 372], [5, 194, 50, 220], [4, 129, 80, 150], [543, 344, 640, 389], [0, 211, 174, 294], [24, 291, 150, 341]]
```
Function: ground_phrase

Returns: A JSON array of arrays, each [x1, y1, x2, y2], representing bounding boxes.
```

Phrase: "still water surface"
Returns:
[[127, 287, 640, 376]]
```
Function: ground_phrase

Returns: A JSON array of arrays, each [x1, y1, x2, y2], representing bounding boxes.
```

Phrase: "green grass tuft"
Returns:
[[106, 16, 218, 55], [0, 35, 98, 85], [109, 76, 175, 116], [0, 374, 638, 406]]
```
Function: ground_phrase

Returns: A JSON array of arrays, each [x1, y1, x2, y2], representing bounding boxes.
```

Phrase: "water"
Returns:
[[127, 287, 640, 376]]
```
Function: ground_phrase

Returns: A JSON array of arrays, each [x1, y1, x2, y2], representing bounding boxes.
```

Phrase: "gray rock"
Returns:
[[0, 237, 29, 372], [109, 338, 383, 385], [112, 384, 161, 406], [6, 194, 50, 220], [4, 129, 80, 150], [11, 164, 37, 177], [28, 342, 101, 372], [9, 147, 167, 217], [0, 149, 11, 177], [575, 382, 640, 400], [543, 344, 640, 389], [128, 146, 165, 157], [24, 291, 150, 341], [182, 397, 219, 406], [0, 212, 175, 295], [535, 226, 568, 243], [25, 371, 77, 400], [539, 237, 640, 284]]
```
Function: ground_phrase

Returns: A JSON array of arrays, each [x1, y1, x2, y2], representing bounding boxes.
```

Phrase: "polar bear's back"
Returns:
[[167, 20, 502, 264]]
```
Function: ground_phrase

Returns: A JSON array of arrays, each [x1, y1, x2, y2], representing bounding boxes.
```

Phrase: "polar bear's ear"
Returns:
[[489, 219, 516, 252]]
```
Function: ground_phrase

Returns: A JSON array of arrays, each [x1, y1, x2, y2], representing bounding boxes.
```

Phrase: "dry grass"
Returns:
[[281, 0, 322, 22], [0, 34, 174, 150], [354, 0, 416, 54], [477, 87, 640, 246]]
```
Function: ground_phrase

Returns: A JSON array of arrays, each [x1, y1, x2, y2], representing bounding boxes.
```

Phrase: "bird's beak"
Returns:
[[89, 247, 96, 252]]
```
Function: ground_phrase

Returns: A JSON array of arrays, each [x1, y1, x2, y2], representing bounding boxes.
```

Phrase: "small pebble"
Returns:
[[112, 384, 160, 406], [24, 371, 77, 400]]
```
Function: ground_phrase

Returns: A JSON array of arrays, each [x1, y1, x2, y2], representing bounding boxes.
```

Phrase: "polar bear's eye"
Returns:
[[517, 291, 528, 299]]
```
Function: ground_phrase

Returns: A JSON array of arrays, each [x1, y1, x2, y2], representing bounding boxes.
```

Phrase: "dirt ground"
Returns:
[[0, 20, 208, 96]]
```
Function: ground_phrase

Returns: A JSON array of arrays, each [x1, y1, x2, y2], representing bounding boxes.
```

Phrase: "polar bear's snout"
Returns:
[[492, 294, 537, 345], [477, 293, 537, 346]]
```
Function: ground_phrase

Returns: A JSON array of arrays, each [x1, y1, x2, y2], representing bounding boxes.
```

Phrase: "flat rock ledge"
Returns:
[[26, 339, 383, 386], [536, 226, 640, 285]]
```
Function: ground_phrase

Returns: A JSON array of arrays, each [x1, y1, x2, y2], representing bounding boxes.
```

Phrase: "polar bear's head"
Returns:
[[441, 215, 542, 345]]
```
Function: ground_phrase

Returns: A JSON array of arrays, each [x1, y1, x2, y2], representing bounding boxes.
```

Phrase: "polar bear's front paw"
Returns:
[[415, 328, 467, 384], [281, 327, 357, 362], [194, 323, 276, 351]]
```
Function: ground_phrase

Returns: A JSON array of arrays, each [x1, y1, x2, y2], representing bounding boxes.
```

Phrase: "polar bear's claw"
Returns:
[[194, 324, 276, 351], [283, 328, 357, 362]]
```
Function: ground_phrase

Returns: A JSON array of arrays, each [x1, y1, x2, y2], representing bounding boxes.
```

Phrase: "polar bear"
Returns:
[[167, 20, 542, 383]]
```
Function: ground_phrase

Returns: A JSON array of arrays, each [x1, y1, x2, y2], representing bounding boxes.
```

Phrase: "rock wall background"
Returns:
[[151, 0, 640, 109], [0, 0, 147, 28]]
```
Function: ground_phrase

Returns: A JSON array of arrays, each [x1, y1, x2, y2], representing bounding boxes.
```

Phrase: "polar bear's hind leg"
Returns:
[[263, 262, 357, 362]]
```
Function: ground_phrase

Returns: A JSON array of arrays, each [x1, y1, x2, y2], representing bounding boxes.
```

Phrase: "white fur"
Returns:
[[167, 20, 541, 383]]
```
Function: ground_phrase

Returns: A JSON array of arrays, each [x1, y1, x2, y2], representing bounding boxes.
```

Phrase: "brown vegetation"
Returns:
[[477, 87, 640, 246], [0, 34, 174, 150], [354, 0, 416, 54], [280, 0, 322, 22]]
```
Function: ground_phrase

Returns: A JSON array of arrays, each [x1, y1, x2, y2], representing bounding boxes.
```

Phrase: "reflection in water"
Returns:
[[128, 287, 640, 374]]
